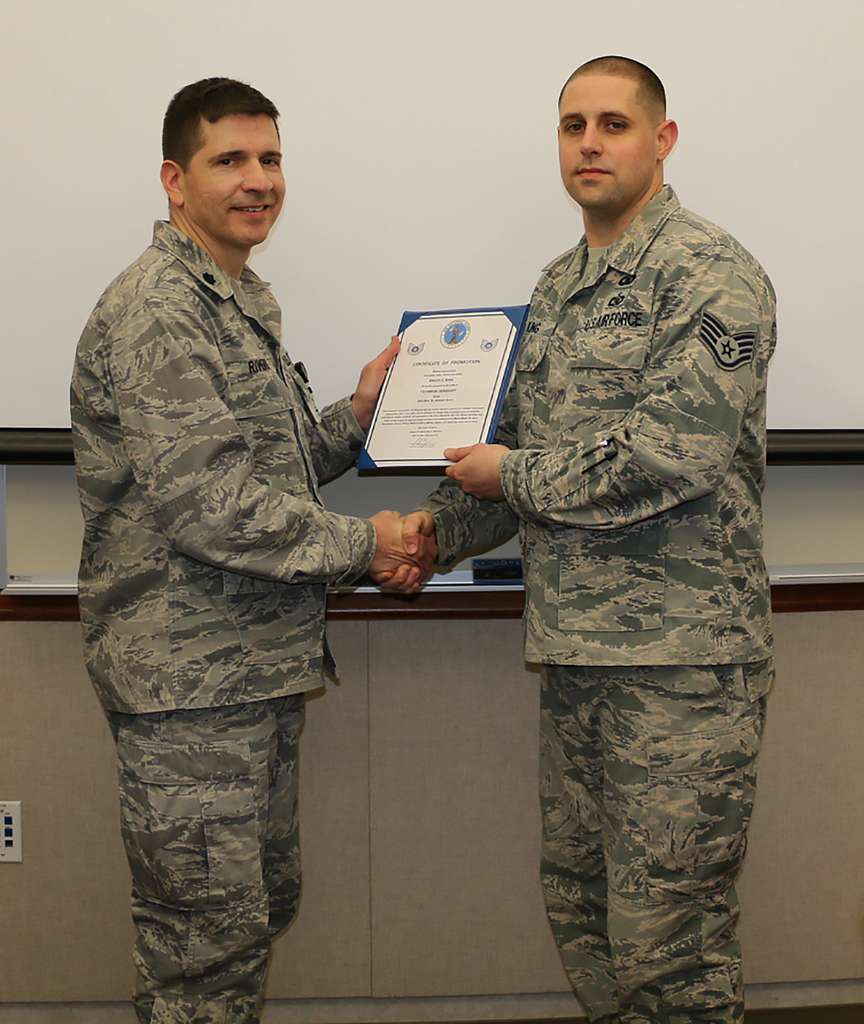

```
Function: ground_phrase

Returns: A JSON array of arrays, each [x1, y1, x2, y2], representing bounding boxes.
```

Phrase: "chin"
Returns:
[[243, 227, 271, 245], [574, 192, 609, 209]]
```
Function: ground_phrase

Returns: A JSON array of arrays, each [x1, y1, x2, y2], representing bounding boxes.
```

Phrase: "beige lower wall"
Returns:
[[1, 612, 863, 1006], [0, 622, 372, 1001]]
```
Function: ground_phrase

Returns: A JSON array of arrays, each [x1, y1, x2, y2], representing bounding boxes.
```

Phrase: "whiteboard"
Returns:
[[3, 0, 863, 431]]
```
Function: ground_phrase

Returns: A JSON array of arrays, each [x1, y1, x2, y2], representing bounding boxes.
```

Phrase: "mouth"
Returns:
[[577, 168, 610, 177], [232, 205, 270, 214]]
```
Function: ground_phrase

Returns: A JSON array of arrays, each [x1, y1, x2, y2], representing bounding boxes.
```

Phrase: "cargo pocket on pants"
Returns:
[[116, 732, 264, 910], [642, 714, 763, 904]]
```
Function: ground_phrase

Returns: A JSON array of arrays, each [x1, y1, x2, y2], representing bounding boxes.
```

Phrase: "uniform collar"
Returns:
[[558, 185, 679, 299], [151, 220, 271, 311], [605, 184, 679, 274]]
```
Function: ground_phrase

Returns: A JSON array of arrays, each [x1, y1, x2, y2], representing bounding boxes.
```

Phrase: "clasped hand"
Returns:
[[368, 510, 438, 594], [366, 444, 508, 594]]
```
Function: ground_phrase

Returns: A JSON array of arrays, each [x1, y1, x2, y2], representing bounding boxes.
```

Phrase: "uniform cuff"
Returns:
[[499, 449, 539, 521], [415, 503, 461, 569], [334, 516, 377, 584], [323, 396, 367, 450]]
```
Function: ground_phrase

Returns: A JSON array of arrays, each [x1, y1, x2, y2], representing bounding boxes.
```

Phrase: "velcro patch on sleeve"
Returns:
[[699, 310, 756, 370]]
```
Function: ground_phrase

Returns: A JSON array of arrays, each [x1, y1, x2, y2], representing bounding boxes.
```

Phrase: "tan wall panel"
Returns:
[[2, 611, 863, 1003], [268, 621, 372, 997], [0, 622, 134, 1000], [368, 614, 864, 997], [738, 610, 864, 982], [0, 620, 372, 1000], [368, 620, 569, 997]]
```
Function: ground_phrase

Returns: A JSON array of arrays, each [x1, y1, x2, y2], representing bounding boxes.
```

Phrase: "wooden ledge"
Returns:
[[2, 582, 863, 622]]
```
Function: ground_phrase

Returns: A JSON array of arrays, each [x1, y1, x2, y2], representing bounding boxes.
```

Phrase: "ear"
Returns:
[[657, 119, 679, 162], [160, 159, 185, 209]]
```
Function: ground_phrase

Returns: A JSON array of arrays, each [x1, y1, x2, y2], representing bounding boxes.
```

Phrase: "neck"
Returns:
[[169, 209, 248, 279], [583, 179, 664, 249]]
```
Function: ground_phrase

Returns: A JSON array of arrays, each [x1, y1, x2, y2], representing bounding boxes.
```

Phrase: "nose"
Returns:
[[242, 160, 273, 194], [580, 125, 602, 158]]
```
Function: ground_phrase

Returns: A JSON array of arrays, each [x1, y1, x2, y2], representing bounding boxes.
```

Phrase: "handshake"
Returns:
[[367, 510, 438, 594]]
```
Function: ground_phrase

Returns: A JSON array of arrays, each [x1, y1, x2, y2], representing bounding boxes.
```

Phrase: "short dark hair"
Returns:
[[162, 78, 280, 168], [558, 56, 666, 120]]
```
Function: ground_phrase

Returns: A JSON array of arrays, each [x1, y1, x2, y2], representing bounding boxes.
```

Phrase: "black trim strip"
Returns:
[[766, 430, 864, 464], [1, 429, 77, 465], [4, 428, 864, 465]]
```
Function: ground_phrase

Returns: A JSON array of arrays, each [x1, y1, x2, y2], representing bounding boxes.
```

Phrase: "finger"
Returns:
[[417, 541, 437, 570], [414, 511, 435, 536], [377, 566, 409, 591], [370, 335, 401, 370], [391, 563, 414, 585], [386, 565, 421, 593], [378, 576, 407, 592], [443, 445, 475, 462], [401, 513, 424, 554]]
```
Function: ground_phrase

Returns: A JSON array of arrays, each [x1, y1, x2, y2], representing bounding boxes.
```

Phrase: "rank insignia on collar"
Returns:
[[699, 310, 756, 370]]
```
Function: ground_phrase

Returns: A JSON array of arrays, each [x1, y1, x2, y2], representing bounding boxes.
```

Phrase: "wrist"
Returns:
[[351, 394, 373, 431]]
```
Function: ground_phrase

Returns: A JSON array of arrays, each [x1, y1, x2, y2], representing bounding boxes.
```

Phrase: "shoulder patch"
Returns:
[[699, 310, 756, 371]]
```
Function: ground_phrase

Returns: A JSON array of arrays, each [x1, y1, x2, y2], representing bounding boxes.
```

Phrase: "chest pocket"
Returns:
[[223, 357, 291, 419], [222, 357, 312, 494], [556, 326, 651, 417]]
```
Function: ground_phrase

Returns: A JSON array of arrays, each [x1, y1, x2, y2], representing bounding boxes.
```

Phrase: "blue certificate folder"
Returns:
[[358, 304, 529, 470]]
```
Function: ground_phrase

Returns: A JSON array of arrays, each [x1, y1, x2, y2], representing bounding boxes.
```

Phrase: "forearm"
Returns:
[[422, 479, 519, 567], [308, 396, 367, 484], [153, 452, 376, 584], [500, 405, 736, 531]]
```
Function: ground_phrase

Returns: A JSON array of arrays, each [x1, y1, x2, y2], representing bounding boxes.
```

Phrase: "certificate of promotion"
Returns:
[[358, 305, 528, 469]]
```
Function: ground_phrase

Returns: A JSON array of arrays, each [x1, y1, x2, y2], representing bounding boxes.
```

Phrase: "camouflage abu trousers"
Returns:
[[540, 661, 772, 1024], [107, 694, 305, 1024]]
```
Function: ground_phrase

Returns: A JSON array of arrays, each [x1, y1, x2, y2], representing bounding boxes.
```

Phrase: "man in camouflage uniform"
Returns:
[[396, 57, 775, 1022], [71, 78, 424, 1023]]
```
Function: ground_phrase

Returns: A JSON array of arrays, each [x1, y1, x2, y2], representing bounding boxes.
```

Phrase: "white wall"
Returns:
[[3, 0, 864, 431]]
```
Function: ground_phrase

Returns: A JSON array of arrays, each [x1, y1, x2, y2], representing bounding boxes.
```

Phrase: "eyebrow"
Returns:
[[209, 149, 282, 163], [559, 109, 631, 124]]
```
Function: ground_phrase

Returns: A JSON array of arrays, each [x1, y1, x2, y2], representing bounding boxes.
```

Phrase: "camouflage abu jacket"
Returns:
[[425, 187, 776, 666], [71, 221, 376, 713]]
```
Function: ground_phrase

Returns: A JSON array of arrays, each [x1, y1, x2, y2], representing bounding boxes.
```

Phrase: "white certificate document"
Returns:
[[359, 305, 528, 469]]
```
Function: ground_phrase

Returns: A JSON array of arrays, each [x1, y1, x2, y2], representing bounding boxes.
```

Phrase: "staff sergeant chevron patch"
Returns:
[[699, 310, 756, 370]]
